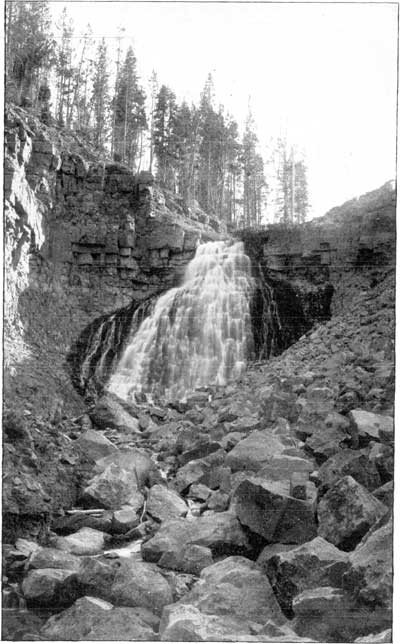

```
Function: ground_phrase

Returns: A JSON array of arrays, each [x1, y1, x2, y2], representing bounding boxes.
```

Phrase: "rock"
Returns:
[[343, 518, 392, 609], [82, 464, 144, 510], [75, 429, 118, 461], [142, 512, 249, 563], [206, 490, 230, 512], [94, 449, 154, 487], [318, 449, 381, 492], [21, 568, 79, 607], [146, 484, 188, 522], [233, 477, 317, 544], [159, 603, 257, 641], [260, 536, 350, 614], [317, 475, 388, 550], [110, 558, 173, 614], [348, 409, 393, 444], [75, 556, 116, 600], [159, 544, 213, 575], [28, 547, 81, 571], [174, 459, 210, 492], [255, 620, 316, 642], [181, 556, 285, 624], [305, 423, 350, 460], [178, 441, 221, 466], [15, 538, 41, 557], [51, 510, 113, 535], [261, 389, 298, 423], [354, 629, 392, 643], [258, 454, 314, 482], [188, 483, 212, 501], [2, 610, 44, 641], [111, 508, 140, 534], [40, 595, 154, 640], [53, 527, 108, 555], [368, 441, 394, 483], [225, 430, 286, 473], [90, 394, 140, 434], [373, 481, 393, 507]]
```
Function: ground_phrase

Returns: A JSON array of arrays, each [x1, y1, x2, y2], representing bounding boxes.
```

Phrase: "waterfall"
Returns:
[[108, 240, 254, 402]]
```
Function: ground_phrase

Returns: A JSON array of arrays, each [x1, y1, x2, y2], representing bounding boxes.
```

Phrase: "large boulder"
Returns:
[[51, 510, 113, 535], [74, 429, 118, 462], [233, 477, 317, 544], [110, 557, 173, 614], [28, 547, 81, 572], [82, 464, 145, 510], [52, 527, 109, 555], [90, 394, 140, 433], [40, 595, 156, 640], [142, 512, 249, 563], [94, 449, 154, 487], [178, 556, 285, 624], [225, 430, 286, 472], [146, 484, 188, 522], [260, 536, 350, 614], [317, 476, 388, 550], [318, 449, 381, 492], [75, 556, 117, 601], [159, 603, 259, 641], [158, 544, 213, 575], [21, 568, 79, 607], [348, 410, 393, 444]]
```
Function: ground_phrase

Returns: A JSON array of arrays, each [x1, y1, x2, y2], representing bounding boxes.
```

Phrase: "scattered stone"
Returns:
[[159, 603, 257, 641], [348, 409, 393, 444], [82, 464, 144, 510], [188, 483, 212, 501], [111, 508, 140, 534], [28, 547, 81, 572], [52, 510, 113, 535], [260, 536, 350, 613], [233, 477, 317, 544], [94, 449, 155, 487], [111, 558, 173, 614], [225, 430, 286, 472], [146, 484, 188, 522], [159, 544, 213, 575], [52, 527, 108, 555], [206, 490, 230, 512], [318, 449, 381, 492], [373, 481, 393, 507], [75, 556, 116, 600], [317, 475, 388, 550], [39, 596, 110, 639]]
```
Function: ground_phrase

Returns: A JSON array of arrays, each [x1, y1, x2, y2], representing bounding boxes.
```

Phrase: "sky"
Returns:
[[50, 1, 398, 219]]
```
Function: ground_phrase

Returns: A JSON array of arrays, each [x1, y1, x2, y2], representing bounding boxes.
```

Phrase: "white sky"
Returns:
[[50, 1, 398, 219]]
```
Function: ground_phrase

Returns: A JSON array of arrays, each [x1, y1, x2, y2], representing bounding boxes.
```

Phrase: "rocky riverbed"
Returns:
[[2, 267, 394, 642]]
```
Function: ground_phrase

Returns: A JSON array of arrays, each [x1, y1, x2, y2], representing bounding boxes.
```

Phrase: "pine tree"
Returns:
[[91, 38, 110, 151], [148, 70, 159, 173], [241, 107, 266, 226], [153, 84, 178, 189], [294, 158, 309, 223], [55, 7, 74, 127]]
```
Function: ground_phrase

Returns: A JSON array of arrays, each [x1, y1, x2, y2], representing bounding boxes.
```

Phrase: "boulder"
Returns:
[[75, 556, 116, 600], [206, 490, 230, 512], [94, 449, 154, 487], [111, 508, 140, 534], [21, 568, 79, 607], [317, 476, 388, 550], [40, 595, 155, 640], [225, 430, 286, 472], [110, 558, 173, 614], [318, 449, 381, 492], [146, 484, 188, 522], [82, 464, 145, 510], [233, 477, 317, 544], [52, 527, 108, 555], [368, 441, 394, 483], [305, 424, 351, 460], [51, 511, 113, 535], [180, 556, 285, 624], [348, 410, 393, 444], [255, 620, 316, 642], [90, 394, 140, 433], [28, 547, 81, 572], [258, 454, 314, 482], [159, 603, 257, 641], [159, 544, 213, 575], [75, 429, 118, 462], [142, 512, 249, 563], [354, 629, 392, 643], [260, 536, 350, 613], [373, 481, 394, 508]]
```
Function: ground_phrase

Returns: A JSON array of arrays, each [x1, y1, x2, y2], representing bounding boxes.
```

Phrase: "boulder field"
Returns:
[[2, 268, 394, 642]]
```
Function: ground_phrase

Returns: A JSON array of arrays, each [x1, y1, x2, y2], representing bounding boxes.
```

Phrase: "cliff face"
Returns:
[[4, 106, 224, 417]]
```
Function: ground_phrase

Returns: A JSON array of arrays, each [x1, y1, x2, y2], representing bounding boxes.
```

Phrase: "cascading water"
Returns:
[[108, 240, 254, 402]]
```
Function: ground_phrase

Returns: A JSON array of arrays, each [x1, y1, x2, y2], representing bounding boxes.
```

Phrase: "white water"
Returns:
[[108, 240, 254, 402]]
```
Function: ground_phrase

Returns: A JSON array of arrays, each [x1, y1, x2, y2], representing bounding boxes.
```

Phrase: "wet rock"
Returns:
[[159, 544, 213, 575], [21, 568, 79, 607], [317, 475, 388, 550], [233, 477, 317, 544], [90, 394, 140, 434], [142, 512, 249, 563], [348, 409, 393, 444], [28, 547, 81, 571], [318, 449, 381, 492], [343, 517, 392, 609], [159, 603, 257, 641], [147, 484, 188, 522], [52, 527, 109, 555], [111, 557, 173, 614], [225, 430, 286, 472], [260, 536, 350, 614], [111, 508, 140, 534], [75, 429, 118, 461], [94, 449, 155, 487], [82, 464, 144, 510], [181, 556, 285, 624]]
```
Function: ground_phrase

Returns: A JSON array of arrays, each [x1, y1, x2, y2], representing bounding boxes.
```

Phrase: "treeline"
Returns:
[[5, 0, 309, 226]]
